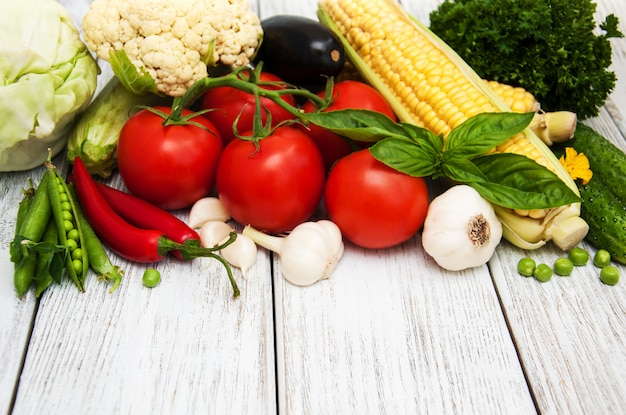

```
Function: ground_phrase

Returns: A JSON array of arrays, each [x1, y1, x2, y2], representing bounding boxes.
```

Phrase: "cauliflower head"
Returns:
[[82, 0, 263, 97]]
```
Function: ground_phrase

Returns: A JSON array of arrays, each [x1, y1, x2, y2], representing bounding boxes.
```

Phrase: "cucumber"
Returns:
[[554, 123, 626, 264]]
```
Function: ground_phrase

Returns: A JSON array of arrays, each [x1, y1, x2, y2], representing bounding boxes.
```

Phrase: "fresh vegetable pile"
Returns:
[[6, 0, 625, 299]]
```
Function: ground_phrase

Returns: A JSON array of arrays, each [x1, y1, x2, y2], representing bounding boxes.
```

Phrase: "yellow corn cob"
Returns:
[[484, 80, 540, 113], [486, 80, 577, 145], [318, 0, 588, 250]]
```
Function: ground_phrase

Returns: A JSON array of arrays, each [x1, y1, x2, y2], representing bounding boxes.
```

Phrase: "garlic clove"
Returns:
[[188, 197, 230, 229], [220, 233, 258, 279], [199, 221, 234, 248], [315, 220, 344, 279]]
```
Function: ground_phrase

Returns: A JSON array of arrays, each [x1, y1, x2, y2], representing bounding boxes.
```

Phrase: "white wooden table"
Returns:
[[1, 0, 625, 414]]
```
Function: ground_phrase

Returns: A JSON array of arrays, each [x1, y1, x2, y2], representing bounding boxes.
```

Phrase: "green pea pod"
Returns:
[[46, 166, 88, 292], [34, 218, 61, 297], [14, 255, 38, 298], [67, 184, 124, 293], [15, 172, 53, 247], [16, 180, 35, 232], [10, 179, 35, 263], [13, 172, 53, 297]]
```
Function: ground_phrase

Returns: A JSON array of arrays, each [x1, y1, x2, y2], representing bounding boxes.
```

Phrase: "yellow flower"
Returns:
[[559, 147, 593, 185]]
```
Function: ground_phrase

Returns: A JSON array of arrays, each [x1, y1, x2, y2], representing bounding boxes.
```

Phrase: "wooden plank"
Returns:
[[597, 0, 626, 136], [274, 235, 537, 414], [491, 238, 626, 414], [10, 166, 277, 415], [0, 168, 43, 413]]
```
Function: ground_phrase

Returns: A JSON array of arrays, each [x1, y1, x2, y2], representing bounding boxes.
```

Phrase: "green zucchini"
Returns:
[[554, 123, 626, 264], [66, 76, 171, 179]]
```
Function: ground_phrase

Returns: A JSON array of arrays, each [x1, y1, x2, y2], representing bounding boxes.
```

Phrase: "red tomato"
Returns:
[[200, 72, 297, 145], [301, 80, 397, 172], [324, 149, 429, 249], [117, 106, 223, 210], [216, 126, 325, 234]]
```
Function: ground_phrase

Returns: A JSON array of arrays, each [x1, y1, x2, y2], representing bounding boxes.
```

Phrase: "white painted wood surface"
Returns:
[[0, 0, 624, 414]]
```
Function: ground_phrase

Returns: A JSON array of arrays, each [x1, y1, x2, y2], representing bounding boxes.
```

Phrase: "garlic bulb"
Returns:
[[242, 220, 344, 286], [421, 185, 502, 271]]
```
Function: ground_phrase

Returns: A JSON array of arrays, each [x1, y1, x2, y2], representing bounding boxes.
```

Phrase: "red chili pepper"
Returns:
[[71, 156, 240, 297], [72, 157, 167, 263], [95, 182, 200, 260]]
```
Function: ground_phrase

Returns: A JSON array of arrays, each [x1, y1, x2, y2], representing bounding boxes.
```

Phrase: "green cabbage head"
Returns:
[[0, 0, 99, 171]]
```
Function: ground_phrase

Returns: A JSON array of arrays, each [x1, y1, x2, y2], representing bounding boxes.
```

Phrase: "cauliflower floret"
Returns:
[[82, 0, 262, 97]]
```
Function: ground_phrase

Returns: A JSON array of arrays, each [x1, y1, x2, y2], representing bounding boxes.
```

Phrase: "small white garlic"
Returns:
[[312, 220, 344, 280], [188, 197, 230, 229], [421, 185, 502, 271], [199, 221, 258, 278], [199, 221, 234, 248], [220, 233, 258, 279]]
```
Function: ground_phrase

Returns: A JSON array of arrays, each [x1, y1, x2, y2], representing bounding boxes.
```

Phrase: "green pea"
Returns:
[[61, 210, 73, 221], [71, 248, 83, 261], [568, 247, 589, 266], [553, 258, 574, 276], [67, 229, 80, 241], [72, 259, 83, 274], [599, 266, 620, 286], [63, 220, 74, 232], [60, 201, 72, 212], [66, 239, 78, 251], [143, 268, 161, 288], [593, 249, 611, 268], [57, 184, 66, 194], [517, 257, 536, 277], [533, 263, 552, 282], [59, 192, 69, 203]]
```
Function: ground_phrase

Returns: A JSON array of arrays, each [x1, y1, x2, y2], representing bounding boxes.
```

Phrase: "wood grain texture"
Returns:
[[1, 0, 625, 414], [7, 165, 277, 414], [491, 239, 626, 415], [274, 235, 536, 414]]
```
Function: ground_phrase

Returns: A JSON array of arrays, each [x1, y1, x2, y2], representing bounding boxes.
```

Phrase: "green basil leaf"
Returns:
[[470, 153, 582, 209], [370, 137, 439, 178], [441, 157, 487, 183], [445, 112, 534, 158], [302, 109, 409, 143], [402, 123, 444, 156]]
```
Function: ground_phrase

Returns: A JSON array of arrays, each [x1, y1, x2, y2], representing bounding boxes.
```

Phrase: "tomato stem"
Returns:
[[172, 66, 328, 124]]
